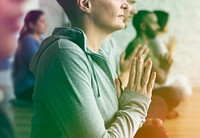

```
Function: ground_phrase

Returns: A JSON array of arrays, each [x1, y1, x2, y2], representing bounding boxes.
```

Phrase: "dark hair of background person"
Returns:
[[19, 10, 44, 41], [132, 10, 151, 36], [153, 10, 169, 32]]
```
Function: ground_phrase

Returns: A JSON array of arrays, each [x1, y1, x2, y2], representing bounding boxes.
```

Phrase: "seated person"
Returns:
[[101, 2, 168, 136], [0, 0, 26, 104], [125, 10, 181, 118], [13, 10, 47, 102], [30, 0, 157, 137], [149, 10, 192, 101], [101, 7, 168, 121]]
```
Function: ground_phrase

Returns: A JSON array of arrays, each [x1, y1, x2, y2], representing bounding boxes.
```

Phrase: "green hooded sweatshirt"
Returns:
[[30, 27, 151, 138]]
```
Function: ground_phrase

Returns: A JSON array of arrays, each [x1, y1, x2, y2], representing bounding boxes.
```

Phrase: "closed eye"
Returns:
[[128, 0, 137, 4]]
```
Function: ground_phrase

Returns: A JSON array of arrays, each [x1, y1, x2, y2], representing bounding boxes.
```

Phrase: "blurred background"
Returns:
[[28, 0, 200, 87]]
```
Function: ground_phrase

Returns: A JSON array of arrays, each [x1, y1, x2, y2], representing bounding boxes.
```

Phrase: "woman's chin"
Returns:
[[113, 23, 126, 31], [103, 23, 125, 35], [124, 18, 131, 25]]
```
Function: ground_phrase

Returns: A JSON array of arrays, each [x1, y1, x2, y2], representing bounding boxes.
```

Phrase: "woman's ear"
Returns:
[[77, 0, 91, 13]]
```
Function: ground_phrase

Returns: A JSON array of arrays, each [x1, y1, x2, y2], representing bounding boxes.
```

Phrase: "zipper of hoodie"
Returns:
[[86, 55, 101, 97], [86, 51, 117, 98]]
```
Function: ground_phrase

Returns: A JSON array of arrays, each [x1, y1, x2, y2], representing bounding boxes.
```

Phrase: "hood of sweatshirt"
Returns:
[[30, 27, 87, 76]]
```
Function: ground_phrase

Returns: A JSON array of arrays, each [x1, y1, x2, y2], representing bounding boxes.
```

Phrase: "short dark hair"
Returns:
[[132, 10, 151, 35], [56, 0, 77, 23], [154, 10, 169, 31]]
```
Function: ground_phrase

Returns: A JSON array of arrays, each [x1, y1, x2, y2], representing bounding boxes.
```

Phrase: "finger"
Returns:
[[141, 59, 152, 89], [127, 45, 142, 60], [138, 45, 148, 55], [134, 55, 144, 90], [126, 57, 137, 90], [147, 72, 156, 95], [136, 45, 148, 57], [143, 57, 150, 68], [171, 36, 176, 42], [115, 78, 121, 98], [118, 78, 124, 92], [120, 52, 126, 64], [167, 54, 173, 64], [143, 47, 149, 60], [169, 58, 173, 66]]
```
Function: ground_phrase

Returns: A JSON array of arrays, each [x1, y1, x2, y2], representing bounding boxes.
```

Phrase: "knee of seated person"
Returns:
[[134, 124, 168, 138], [165, 87, 181, 109], [147, 95, 168, 121], [153, 87, 181, 110]]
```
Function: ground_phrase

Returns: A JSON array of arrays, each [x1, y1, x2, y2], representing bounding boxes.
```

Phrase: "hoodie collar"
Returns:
[[30, 27, 110, 75], [53, 27, 88, 52], [53, 27, 108, 58]]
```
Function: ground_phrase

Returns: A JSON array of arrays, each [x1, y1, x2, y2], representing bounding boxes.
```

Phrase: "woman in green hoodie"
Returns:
[[30, 0, 157, 138]]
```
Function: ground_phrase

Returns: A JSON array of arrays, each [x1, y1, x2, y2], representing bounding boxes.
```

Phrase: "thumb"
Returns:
[[120, 52, 126, 64], [115, 78, 122, 98]]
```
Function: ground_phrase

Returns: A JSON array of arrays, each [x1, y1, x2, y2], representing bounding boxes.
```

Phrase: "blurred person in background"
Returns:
[[125, 10, 181, 118], [0, 0, 24, 57], [13, 10, 47, 102], [149, 10, 192, 101], [149, 10, 176, 58], [0, 0, 26, 137], [101, 2, 168, 137], [0, 0, 25, 104]]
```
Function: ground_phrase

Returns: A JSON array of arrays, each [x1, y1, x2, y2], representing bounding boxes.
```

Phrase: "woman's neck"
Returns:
[[29, 33, 42, 44], [85, 27, 108, 53], [72, 18, 109, 53]]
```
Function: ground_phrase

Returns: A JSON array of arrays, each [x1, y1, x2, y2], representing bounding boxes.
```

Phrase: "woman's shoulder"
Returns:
[[56, 38, 89, 63], [21, 34, 34, 41], [39, 36, 89, 64], [19, 35, 38, 46]]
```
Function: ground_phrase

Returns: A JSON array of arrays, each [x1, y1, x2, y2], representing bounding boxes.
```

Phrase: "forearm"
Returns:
[[46, 88, 151, 138], [113, 90, 151, 137]]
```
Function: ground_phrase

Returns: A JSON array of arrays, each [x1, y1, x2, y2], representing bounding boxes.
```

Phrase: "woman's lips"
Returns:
[[118, 15, 124, 17], [118, 15, 125, 19]]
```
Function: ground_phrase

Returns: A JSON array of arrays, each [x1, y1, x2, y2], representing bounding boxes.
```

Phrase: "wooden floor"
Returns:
[[164, 88, 200, 138]]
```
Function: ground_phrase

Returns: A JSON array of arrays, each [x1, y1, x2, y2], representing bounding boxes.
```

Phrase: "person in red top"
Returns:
[[0, 0, 26, 137]]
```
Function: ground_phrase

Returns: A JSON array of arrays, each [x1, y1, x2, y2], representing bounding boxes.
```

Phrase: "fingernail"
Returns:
[[153, 72, 156, 77], [147, 60, 151, 65], [115, 78, 118, 84], [138, 56, 141, 60], [133, 57, 137, 62]]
